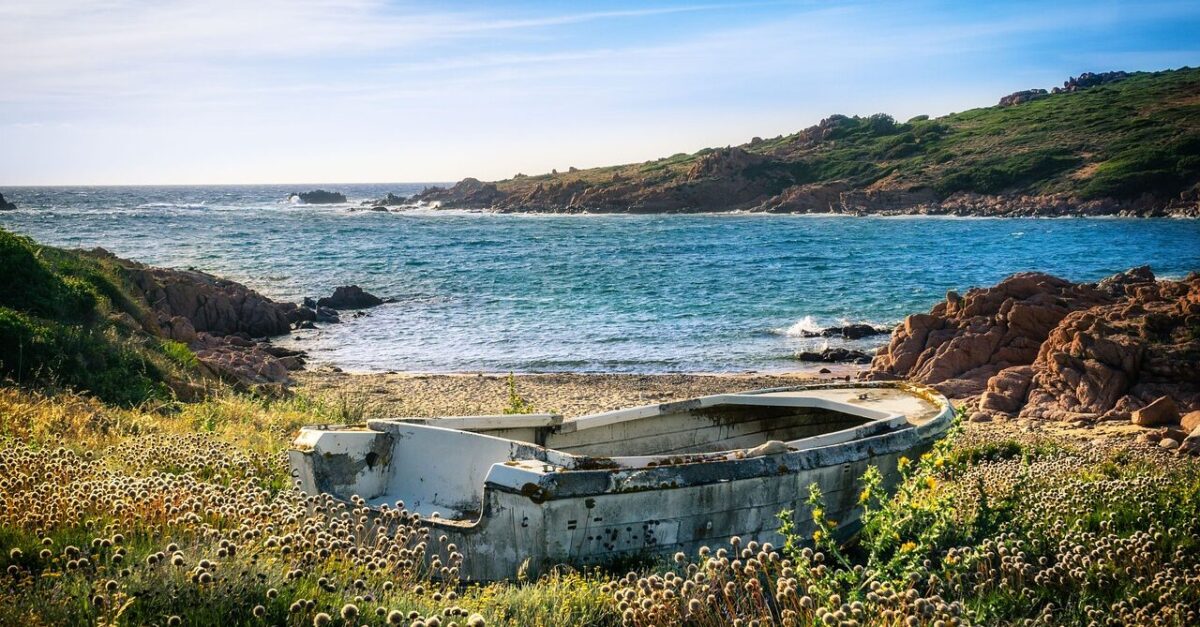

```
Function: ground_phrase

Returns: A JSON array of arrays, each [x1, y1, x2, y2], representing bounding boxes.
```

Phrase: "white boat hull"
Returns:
[[289, 382, 954, 581]]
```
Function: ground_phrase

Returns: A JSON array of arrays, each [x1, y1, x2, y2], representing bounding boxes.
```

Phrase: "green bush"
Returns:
[[0, 230, 95, 321], [935, 149, 1082, 196], [0, 306, 168, 406], [0, 228, 191, 406]]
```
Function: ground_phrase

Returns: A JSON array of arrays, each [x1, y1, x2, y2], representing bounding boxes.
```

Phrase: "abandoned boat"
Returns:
[[289, 381, 954, 581]]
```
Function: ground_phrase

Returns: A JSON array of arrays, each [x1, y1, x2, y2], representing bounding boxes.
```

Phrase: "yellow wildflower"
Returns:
[[812, 530, 823, 543], [900, 541, 917, 553], [925, 476, 938, 491], [859, 488, 871, 504]]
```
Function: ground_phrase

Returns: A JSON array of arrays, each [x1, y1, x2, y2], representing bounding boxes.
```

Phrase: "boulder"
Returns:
[[317, 285, 384, 309], [159, 315, 198, 344], [287, 305, 317, 325], [0, 192, 16, 211], [998, 89, 1048, 107], [192, 333, 291, 388], [1180, 427, 1200, 456], [798, 323, 891, 340], [795, 347, 873, 364], [977, 365, 1034, 418], [1132, 396, 1181, 427], [1182, 410, 1200, 433]]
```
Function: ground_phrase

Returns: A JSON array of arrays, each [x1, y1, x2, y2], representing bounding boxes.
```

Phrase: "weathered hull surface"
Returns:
[[290, 382, 954, 581]]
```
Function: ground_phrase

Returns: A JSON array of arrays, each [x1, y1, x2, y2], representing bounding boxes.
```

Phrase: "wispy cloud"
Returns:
[[1, 0, 1198, 184]]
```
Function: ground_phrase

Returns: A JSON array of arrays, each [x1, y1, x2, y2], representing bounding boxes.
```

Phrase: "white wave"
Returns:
[[779, 315, 824, 337]]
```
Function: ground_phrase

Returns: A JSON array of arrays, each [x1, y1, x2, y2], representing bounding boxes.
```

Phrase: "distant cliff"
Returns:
[[416, 68, 1200, 217]]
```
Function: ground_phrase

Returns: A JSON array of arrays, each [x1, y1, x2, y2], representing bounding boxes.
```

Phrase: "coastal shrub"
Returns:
[[0, 229, 95, 321], [504, 372, 536, 414], [0, 306, 168, 406], [934, 148, 1082, 197], [0, 228, 193, 405], [158, 339, 199, 369], [1080, 137, 1200, 199]]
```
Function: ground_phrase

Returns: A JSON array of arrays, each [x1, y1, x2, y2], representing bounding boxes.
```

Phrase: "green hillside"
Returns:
[[0, 228, 198, 405], [422, 68, 1200, 213]]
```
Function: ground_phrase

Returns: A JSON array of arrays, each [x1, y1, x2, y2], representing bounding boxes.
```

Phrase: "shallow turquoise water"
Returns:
[[2, 185, 1198, 373]]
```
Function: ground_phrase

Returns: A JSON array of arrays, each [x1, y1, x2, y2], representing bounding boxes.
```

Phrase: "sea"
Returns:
[[2, 184, 1198, 373]]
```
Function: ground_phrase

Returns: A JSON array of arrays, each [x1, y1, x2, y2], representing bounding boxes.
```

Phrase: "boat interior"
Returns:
[[339, 386, 943, 519]]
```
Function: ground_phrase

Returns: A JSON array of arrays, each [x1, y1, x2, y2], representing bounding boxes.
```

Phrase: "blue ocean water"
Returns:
[[2, 184, 1198, 373]]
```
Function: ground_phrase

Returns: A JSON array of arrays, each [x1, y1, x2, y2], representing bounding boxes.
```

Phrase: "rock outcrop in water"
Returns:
[[290, 190, 347, 204], [317, 285, 384, 309], [794, 347, 874, 364], [0, 193, 16, 211], [798, 323, 892, 340], [364, 192, 408, 207], [864, 268, 1200, 439]]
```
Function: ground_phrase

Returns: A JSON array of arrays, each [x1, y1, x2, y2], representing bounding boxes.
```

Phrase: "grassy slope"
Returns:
[[0, 228, 199, 405], [492, 67, 1200, 203]]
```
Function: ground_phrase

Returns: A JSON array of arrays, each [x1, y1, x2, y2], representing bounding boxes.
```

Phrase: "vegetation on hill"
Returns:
[[0, 228, 198, 405], [419, 67, 1200, 214]]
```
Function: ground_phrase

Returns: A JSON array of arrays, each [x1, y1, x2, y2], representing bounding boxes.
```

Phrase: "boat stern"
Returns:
[[289, 426, 394, 502]]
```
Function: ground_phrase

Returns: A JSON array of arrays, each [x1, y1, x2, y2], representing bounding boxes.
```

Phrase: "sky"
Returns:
[[2, 0, 1199, 185]]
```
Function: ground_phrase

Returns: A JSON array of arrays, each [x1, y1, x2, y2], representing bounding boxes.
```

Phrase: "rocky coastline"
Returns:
[[85, 248, 386, 391], [410, 68, 1200, 218], [413, 173, 1200, 217], [862, 267, 1200, 453]]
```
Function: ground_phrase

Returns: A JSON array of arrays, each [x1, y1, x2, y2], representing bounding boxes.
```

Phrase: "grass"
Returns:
[[2, 385, 1198, 626], [482, 67, 1200, 206], [0, 228, 199, 405]]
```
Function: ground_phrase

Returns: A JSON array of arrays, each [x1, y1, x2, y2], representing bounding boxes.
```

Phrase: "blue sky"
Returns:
[[2, 0, 1199, 185]]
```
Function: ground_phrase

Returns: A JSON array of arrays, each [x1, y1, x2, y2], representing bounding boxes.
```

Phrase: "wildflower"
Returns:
[[901, 541, 918, 553], [313, 612, 332, 626], [925, 476, 938, 491]]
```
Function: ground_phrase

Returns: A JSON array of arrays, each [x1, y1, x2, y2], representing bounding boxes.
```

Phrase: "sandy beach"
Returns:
[[292, 367, 863, 419]]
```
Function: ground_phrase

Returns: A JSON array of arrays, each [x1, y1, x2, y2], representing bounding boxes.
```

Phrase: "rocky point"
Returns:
[[864, 267, 1200, 453]]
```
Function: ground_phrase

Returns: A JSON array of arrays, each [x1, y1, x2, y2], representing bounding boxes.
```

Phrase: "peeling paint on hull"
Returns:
[[289, 382, 954, 581]]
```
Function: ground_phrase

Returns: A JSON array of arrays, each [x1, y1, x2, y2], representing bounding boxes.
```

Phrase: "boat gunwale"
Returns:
[[289, 382, 955, 531], [349, 382, 957, 531]]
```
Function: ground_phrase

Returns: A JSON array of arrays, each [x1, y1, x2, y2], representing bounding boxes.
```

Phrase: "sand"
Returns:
[[292, 367, 864, 420]]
